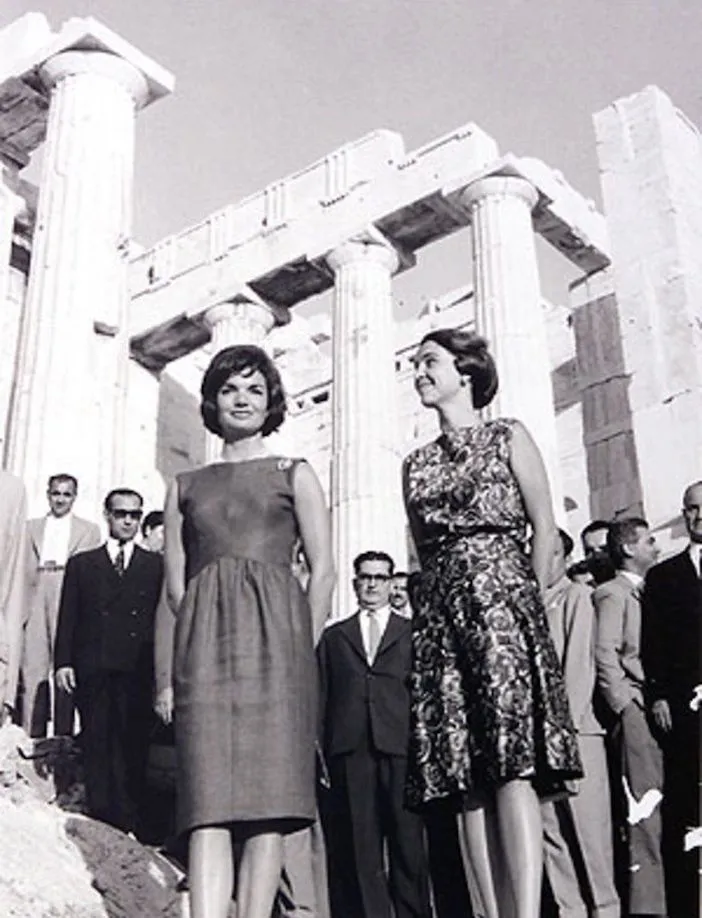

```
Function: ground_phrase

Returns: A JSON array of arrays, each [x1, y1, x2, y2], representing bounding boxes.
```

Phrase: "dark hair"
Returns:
[[353, 551, 394, 577], [557, 529, 574, 559], [606, 517, 648, 568], [48, 474, 78, 492], [566, 559, 591, 582], [141, 510, 164, 536], [200, 345, 286, 438], [104, 488, 144, 513], [419, 328, 498, 409], [392, 571, 408, 580], [580, 519, 610, 542]]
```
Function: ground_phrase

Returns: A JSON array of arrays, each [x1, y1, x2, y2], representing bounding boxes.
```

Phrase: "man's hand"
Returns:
[[651, 699, 672, 733], [55, 667, 76, 695], [154, 686, 174, 725]]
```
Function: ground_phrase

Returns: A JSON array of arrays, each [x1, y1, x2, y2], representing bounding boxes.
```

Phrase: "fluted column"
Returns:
[[202, 297, 279, 462], [0, 173, 22, 460], [7, 50, 150, 515], [328, 238, 405, 619], [461, 176, 565, 521]]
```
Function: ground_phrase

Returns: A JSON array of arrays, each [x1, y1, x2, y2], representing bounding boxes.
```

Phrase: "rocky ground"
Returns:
[[0, 724, 185, 917]]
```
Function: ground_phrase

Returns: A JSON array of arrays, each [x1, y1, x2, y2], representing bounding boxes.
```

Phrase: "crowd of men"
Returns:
[[0, 469, 699, 918]]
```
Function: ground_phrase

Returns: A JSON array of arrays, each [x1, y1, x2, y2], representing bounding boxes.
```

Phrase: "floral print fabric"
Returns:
[[403, 419, 582, 809]]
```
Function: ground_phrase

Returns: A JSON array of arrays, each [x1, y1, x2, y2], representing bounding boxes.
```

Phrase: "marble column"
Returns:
[[202, 296, 279, 462], [0, 171, 22, 460], [123, 359, 165, 513], [7, 50, 150, 517], [327, 238, 406, 619], [461, 175, 565, 522]]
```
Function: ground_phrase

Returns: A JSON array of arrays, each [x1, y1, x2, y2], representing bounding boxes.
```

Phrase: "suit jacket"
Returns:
[[27, 515, 101, 586], [593, 572, 645, 717], [641, 550, 702, 715], [317, 611, 412, 758], [54, 545, 163, 678], [545, 576, 604, 735], [0, 471, 28, 708]]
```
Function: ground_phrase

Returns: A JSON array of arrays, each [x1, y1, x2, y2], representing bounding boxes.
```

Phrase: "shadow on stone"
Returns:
[[65, 816, 182, 918]]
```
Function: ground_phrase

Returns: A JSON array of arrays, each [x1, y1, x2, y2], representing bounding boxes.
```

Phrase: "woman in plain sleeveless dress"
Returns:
[[403, 329, 582, 918], [163, 346, 335, 918]]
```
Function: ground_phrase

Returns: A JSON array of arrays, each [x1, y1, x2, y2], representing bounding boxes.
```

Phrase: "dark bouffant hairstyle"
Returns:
[[200, 345, 287, 438], [420, 328, 499, 409]]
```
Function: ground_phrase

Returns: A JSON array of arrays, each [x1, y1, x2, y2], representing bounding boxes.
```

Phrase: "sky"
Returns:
[[4, 0, 702, 313]]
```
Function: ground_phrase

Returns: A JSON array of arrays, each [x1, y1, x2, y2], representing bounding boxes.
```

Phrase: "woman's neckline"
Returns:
[[206, 455, 281, 467], [438, 419, 496, 437]]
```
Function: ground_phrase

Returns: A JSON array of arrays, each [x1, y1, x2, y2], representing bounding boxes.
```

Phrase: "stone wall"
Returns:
[[594, 86, 702, 543]]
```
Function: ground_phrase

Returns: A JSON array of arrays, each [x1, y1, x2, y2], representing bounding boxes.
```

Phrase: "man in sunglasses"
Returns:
[[317, 550, 430, 918], [54, 488, 163, 838], [22, 473, 100, 737]]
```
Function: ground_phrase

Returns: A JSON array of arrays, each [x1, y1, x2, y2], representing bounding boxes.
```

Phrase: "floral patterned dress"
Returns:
[[403, 419, 582, 809]]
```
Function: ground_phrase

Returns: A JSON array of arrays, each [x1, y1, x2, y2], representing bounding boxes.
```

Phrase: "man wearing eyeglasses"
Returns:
[[22, 473, 101, 737], [317, 550, 430, 918], [54, 488, 163, 838]]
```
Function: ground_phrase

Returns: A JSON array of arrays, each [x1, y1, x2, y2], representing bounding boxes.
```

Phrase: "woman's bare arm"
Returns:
[[509, 420, 556, 593], [293, 462, 336, 645], [163, 478, 186, 615]]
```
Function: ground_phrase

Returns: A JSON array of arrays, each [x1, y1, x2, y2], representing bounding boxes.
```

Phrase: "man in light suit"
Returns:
[[542, 530, 619, 918], [642, 481, 702, 918], [0, 470, 29, 724], [594, 517, 665, 918], [55, 487, 162, 836], [317, 550, 430, 918], [22, 473, 101, 736]]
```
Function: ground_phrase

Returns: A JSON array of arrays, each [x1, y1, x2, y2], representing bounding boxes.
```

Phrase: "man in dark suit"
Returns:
[[317, 550, 430, 918], [642, 480, 702, 918], [55, 488, 163, 837]]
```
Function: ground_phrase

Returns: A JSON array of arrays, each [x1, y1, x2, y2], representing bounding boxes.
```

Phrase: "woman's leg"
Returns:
[[457, 791, 501, 918], [494, 778, 542, 918], [189, 825, 235, 918], [236, 826, 284, 918]]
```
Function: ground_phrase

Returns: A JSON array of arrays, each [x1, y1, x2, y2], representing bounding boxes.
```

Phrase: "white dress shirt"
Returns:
[[39, 513, 72, 566], [620, 570, 644, 591], [105, 537, 136, 570], [688, 542, 702, 577], [359, 604, 391, 664]]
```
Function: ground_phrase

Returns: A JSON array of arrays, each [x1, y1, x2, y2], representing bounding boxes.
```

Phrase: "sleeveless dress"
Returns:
[[173, 458, 316, 835], [403, 419, 582, 809]]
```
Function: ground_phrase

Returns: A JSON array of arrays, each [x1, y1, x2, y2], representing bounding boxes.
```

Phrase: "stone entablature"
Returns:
[[0, 13, 173, 167]]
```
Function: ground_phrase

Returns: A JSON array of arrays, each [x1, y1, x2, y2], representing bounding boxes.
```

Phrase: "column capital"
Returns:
[[40, 50, 150, 108], [203, 298, 275, 334], [460, 175, 538, 212], [203, 294, 289, 335], [326, 237, 400, 275]]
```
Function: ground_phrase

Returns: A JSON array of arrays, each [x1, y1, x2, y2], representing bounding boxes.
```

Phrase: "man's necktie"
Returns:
[[114, 544, 126, 577], [367, 610, 381, 664]]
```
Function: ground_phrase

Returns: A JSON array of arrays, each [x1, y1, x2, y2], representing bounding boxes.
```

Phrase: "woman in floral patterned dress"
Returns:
[[403, 328, 582, 918]]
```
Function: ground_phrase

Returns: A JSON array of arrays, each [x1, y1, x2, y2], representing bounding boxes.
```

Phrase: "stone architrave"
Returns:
[[202, 296, 280, 462], [6, 50, 152, 516], [461, 175, 565, 522], [327, 238, 406, 619]]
